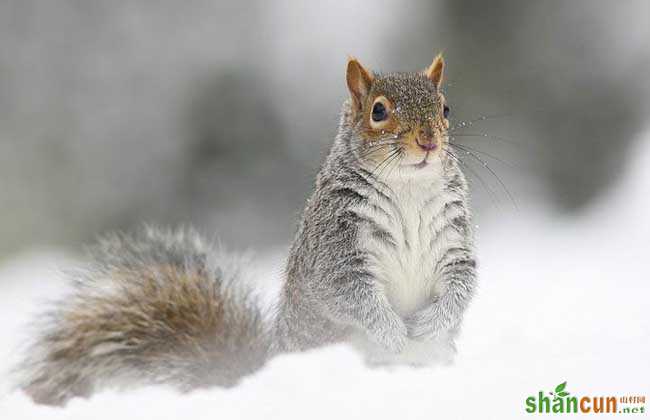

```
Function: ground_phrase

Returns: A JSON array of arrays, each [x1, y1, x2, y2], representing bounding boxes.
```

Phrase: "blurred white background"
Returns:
[[0, 1, 648, 418], [1, 0, 649, 254]]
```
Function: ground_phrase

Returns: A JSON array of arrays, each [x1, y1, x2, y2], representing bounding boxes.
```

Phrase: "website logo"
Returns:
[[525, 381, 645, 414]]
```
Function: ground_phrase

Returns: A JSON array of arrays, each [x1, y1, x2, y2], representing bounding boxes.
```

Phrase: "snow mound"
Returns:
[[1, 133, 649, 419]]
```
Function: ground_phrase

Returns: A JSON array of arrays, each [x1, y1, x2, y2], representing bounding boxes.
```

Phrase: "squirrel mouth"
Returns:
[[412, 151, 431, 168]]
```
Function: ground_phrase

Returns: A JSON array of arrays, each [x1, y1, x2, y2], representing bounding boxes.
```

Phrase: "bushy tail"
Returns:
[[17, 226, 270, 406]]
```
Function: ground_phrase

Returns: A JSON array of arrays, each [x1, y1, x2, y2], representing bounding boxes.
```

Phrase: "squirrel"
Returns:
[[17, 54, 477, 406]]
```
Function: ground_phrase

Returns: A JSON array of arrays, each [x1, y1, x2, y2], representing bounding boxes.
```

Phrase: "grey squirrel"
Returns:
[[17, 54, 477, 405]]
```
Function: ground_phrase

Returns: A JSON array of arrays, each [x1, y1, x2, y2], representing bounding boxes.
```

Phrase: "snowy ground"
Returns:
[[1, 134, 649, 419]]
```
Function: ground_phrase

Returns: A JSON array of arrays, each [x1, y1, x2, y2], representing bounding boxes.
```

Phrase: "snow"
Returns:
[[1, 133, 649, 419]]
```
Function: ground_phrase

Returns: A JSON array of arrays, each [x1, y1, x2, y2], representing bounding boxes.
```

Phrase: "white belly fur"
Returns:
[[359, 177, 462, 317], [353, 168, 465, 365]]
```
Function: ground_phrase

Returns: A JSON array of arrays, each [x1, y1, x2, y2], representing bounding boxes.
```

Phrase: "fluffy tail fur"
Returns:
[[17, 226, 269, 406]]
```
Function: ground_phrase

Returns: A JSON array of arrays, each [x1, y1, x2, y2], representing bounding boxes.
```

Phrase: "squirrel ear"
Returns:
[[346, 57, 374, 113], [425, 53, 445, 89]]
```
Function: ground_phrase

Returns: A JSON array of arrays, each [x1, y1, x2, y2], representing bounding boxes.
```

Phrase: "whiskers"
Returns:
[[441, 146, 501, 208], [352, 133, 406, 179], [444, 113, 525, 210], [449, 112, 514, 132], [348, 112, 522, 211], [371, 147, 403, 179]]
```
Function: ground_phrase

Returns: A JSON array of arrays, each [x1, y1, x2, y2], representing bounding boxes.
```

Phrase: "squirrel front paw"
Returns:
[[405, 304, 453, 340], [367, 310, 408, 353]]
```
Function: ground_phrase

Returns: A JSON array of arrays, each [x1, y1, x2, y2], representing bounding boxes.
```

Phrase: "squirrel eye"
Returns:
[[443, 104, 450, 119], [371, 102, 388, 122]]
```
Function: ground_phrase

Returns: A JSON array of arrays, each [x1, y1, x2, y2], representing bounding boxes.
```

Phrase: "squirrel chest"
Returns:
[[355, 174, 465, 317]]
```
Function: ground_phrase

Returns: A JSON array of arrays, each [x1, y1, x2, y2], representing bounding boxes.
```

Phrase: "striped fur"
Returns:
[[276, 70, 476, 361]]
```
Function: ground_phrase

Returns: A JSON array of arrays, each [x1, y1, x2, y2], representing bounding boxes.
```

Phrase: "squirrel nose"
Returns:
[[416, 132, 437, 151], [416, 127, 437, 151]]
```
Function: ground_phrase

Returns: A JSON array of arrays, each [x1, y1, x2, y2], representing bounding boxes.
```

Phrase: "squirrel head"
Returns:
[[344, 54, 450, 174]]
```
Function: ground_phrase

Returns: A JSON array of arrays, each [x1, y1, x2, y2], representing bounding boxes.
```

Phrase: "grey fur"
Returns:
[[276, 73, 476, 354], [17, 69, 477, 405]]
